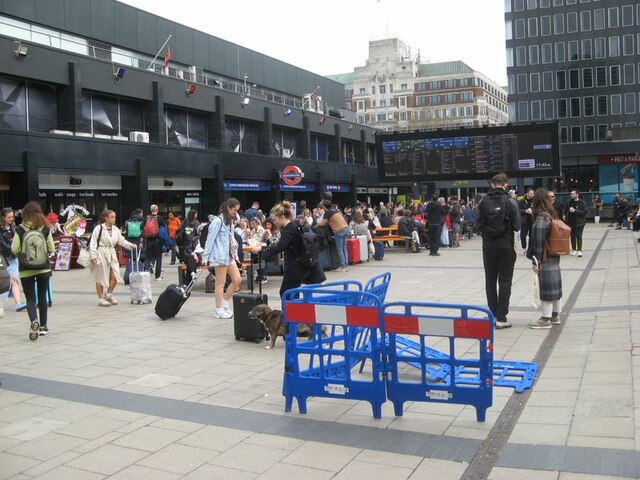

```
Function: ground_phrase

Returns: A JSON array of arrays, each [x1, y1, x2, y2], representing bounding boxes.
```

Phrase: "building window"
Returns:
[[530, 73, 540, 92], [580, 10, 592, 30], [542, 71, 554, 91], [609, 37, 620, 57], [399, 97, 406, 107], [581, 39, 592, 59], [553, 0, 563, 6], [529, 45, 539, 64], [380, 99, 386, 107], [541, 43, 553, 63], [508, 75, 515, 94], [389, 84, 394, 93], [417, 96, 427, 106], [528, 17, 538, 36], [540, 0, 550, 6], [623, 35, 634, 56], [399, 111, 406, 121], [514, 0, 525, 11], [357, 100, 364, 110], [560, 126, 568, 143], [379, 85, 386, 94], [540, 15, 552, 35], [597, 95, 607, 115], [598, 124, 608, 141], [527, 0, 537, 8], [557, 98, 567, 118], [594, 9, 605, 29], [582, 68, 593, 88], [595, 38, 606, 58], [556, 70, 567, 90], [568, 41, 579, 61], [625, 93, 636, 114], [516, 46, 526, 66], [608, 7, 619, 28], [357, 115, 364, 124], [567, 12, 578, 32], [610, 94, 621, 115], [517, 74, 528, 93], [596, 66, 607, 86], [571, 126, 581, 142], [624, 64, 635, 85], [610, 65, 620, 86], [569, 69, 579, 89], [401, 83, 408, 90], [584, 97, 594, 116], [518, 101, 529, 121], [372, 86, 376, 95], [553, 14, 564, 34], [555, 42, 565, 62], [622, 4, 634, 26], [544, 99, 554, 119], [531, 101, 542, 120], [359, 87, 365, 95], [570, 97, 580, 117], [506, 48, 514, 67], [585, 125, 595, 142]]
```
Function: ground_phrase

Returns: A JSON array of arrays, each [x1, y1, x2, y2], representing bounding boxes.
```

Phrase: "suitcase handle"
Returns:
[[133, 245, 142, 271], [249, 251, 262, 295]]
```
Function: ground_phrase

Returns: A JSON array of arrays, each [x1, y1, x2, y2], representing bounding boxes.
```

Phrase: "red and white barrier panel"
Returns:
[[285, 303, 380, 328], [384, 315, 491, 340]]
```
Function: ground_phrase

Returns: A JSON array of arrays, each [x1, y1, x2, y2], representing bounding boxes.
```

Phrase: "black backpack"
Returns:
[[481, 194, 511, 238], [293, 225, 319, 269], [199, 223, 209, 249]]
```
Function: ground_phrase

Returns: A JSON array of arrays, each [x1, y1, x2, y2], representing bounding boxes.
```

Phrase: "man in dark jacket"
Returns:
[[397, 209, 421, 251], [476, 173, 521, 329], [565, 189, 587, 257], [143, 204, 167, 280], [548, 191, 564, 220], [425, 195, 445, 256], [518, 188, 534, 254]]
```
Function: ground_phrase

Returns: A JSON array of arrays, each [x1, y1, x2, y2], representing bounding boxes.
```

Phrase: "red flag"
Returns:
[[162, 47, 172, 68]]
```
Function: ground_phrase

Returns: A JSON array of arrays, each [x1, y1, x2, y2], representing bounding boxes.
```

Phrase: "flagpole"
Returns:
[[147, 34, 172, 70]]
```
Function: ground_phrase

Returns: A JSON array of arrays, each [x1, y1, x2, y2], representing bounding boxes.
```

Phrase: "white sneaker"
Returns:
[[222, 300, 230, 310], [98, 298, 111, 307], [104, 293, 118, 305], [214, 308, 233, 319], [577, 250, 583, 257], [570, 250, 577, 256]]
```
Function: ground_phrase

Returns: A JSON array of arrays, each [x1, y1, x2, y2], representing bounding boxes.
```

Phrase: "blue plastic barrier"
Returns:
[[282, 287, 386, 418], [383, 302, 494, 422]]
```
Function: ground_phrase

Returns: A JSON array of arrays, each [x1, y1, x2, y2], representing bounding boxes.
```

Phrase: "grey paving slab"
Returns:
[[1, 225, 640, 480]]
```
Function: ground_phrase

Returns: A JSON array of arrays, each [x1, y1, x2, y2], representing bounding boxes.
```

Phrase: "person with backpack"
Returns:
[[425, 195, 445, 256], [476, 172, 521, 329], [565, 189, 587, 257], [201, 198, 243, 319], [124, 208, 144, 259], [0, 207, 26, 312], [177, 209, 201, 282], [250, 200, 325, 298], [89, 210, 138, 307], [11, 201, 55, 340], [142, 204, 167, 281], [526, 188, 563, 329]]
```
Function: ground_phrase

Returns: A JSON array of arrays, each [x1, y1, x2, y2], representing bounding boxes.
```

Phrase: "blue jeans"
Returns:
[[333, 227, 349, 267]]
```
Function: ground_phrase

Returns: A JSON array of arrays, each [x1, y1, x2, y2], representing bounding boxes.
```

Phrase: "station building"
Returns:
[[0, 0, 379, 220]]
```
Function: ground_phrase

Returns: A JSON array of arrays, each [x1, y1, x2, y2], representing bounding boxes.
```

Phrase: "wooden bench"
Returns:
[[372, 225, 406, 244]]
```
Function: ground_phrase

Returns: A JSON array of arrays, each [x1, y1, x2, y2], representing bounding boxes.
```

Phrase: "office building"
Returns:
[[505, 0, 640, 197]]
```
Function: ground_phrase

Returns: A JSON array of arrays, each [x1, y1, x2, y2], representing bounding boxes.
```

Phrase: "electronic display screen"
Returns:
[[377, 122, 560, 182]]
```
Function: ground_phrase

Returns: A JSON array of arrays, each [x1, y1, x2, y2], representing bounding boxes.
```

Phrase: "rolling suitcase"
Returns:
[[347, 236, 361, 265], [124, 258, 144, 285], [357, 235, 368, 262], [129, 249, 152, 304], [373, 241, 384, 261], [320, 240, 340, 271], [155, 270, 200, 320], [233, 253, 268, 343]]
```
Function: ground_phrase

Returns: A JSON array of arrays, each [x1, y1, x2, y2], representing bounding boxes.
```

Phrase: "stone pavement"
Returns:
[[0, 224, 638, 479]]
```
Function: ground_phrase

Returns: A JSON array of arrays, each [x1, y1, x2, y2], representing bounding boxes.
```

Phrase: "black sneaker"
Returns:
[[39, 326, 50, 336]]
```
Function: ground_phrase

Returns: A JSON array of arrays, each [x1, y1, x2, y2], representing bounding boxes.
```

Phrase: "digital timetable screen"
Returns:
[[377, 122, 560, 181]]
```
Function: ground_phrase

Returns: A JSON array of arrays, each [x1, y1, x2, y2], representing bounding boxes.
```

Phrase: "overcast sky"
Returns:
[[119, 0, 508, 86]]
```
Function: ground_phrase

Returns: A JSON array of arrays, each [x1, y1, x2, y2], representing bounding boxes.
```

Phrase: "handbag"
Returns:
[[77, 226, 103, 268], [529, 256, 541, 310]]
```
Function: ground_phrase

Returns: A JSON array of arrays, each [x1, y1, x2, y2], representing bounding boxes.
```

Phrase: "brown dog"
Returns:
[[248, 304, 325, 350]]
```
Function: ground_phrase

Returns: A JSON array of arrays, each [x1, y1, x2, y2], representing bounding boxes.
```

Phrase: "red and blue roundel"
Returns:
[[281, 165, 304, 186]]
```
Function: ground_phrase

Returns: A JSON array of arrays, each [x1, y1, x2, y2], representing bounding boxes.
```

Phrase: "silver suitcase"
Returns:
[[129, 249, 152, 304]]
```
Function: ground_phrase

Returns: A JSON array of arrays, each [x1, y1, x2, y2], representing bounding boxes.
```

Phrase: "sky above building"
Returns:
[[120, 0, 508, 86]]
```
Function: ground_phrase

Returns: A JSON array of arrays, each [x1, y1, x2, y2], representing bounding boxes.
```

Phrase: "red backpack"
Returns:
[[142, 215, 159, 238]]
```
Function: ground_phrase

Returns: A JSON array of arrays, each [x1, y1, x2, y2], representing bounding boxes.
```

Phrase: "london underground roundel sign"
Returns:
[[281, 165, 304, 186]]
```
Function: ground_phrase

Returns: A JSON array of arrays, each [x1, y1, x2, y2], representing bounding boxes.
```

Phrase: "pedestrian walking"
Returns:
[[565, 189, 587, 257]]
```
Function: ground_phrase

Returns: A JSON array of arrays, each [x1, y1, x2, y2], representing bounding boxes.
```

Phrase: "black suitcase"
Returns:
[[155, 271, 200, 320], [320, 240, 340, 271], [233, 253, 268, 342]]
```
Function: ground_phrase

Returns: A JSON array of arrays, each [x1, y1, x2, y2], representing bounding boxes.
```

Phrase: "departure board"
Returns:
[[377, 122, 560, 181]]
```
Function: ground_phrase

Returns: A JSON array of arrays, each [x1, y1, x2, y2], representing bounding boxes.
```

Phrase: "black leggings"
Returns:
[[571, 225, 584, 251], [20, 273, 50, 327]]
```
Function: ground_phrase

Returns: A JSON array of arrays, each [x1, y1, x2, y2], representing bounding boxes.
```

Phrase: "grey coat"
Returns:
[[527, 212, 562, 302]]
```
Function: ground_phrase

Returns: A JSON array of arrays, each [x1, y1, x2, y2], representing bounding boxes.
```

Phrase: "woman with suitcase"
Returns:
[[202, 198, 242, 319], [89, 210, 138, 307], [251, 200, 325, 299]]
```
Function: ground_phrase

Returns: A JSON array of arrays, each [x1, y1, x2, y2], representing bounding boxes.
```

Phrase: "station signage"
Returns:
[[281, 165, 304, 186], [280, 182, 315, 192], [323, 184, 351, 193], [223, 180, 271, 191]]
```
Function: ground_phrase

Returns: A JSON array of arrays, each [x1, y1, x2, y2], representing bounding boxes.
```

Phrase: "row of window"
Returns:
[[507, 35, 640, 68], [416, 92, 475, 106], [356, 79, 507, 102], [509, 0, 609, 12], [508, 64, 639, 93], [559, 124, 635, 144], [360, 106, 485, 125], [512, 93, 640, 123], [509, 6, 638, 39], [0, 77, 372, 165], [357, 83, 408, 95]]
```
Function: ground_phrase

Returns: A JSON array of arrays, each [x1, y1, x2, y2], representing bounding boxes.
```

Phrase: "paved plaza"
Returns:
[[0, 224, 639, 479]]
